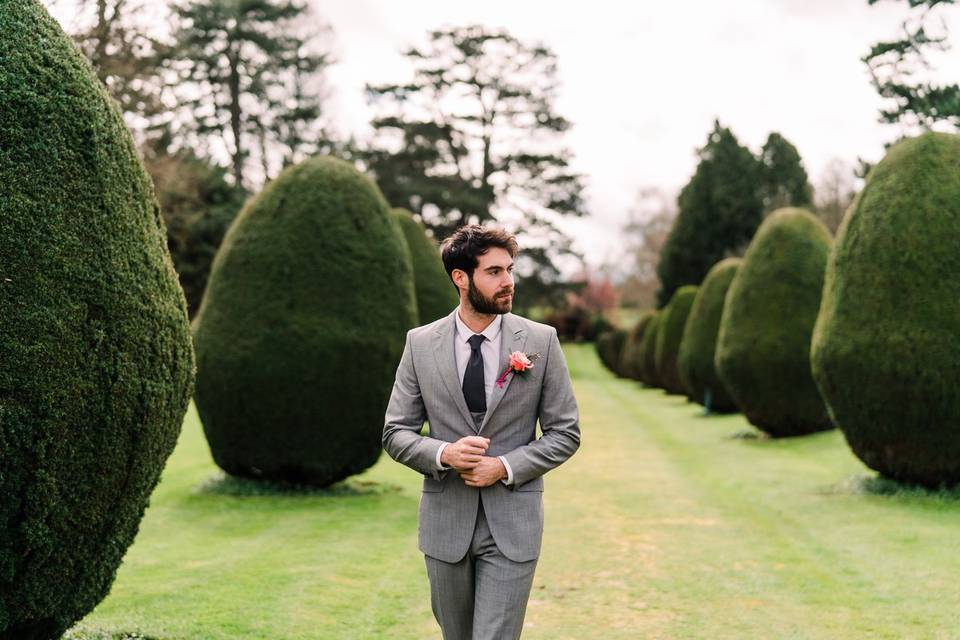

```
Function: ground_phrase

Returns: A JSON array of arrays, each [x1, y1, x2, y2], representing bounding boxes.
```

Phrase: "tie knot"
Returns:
[[468, 334, 486, 351]]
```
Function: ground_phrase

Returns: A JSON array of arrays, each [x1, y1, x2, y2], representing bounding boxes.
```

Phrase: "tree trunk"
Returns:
[[228, 48, 244, 189]]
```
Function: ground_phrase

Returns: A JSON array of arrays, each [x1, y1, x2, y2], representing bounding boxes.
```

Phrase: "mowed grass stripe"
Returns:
[[71, 344, 960, 639], [527, 344, 958, 639]]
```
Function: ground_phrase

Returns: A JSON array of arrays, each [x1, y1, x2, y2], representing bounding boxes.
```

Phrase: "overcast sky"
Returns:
[[49, 0, 960, 269], [315, 0, 960, 267]]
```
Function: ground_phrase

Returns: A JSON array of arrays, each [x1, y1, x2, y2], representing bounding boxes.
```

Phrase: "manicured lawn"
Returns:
[[70, 344, 960, 639]]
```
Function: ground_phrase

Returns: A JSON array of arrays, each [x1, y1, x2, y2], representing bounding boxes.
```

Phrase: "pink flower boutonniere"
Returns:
[[495, 351, 542, 389]]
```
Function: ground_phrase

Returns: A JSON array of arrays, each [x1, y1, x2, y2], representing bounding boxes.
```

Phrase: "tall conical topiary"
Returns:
[[812, 132, 960, 487], [391, 208, 459, 325], [596, 328, 628, 376], [639, 311, 664, 388], [716, 208, 833, 436], [656, 121, 763, 305], [655, 286, 698, 395], [619, 311, 655, 381], [678, 258, 741, 412], [387, 211, 418, 326], [193, 156, 417, 486], [0, 2, 195, 638]]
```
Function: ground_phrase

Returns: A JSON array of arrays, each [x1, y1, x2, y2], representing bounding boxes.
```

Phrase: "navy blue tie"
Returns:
[[463, 334, 487, 413]]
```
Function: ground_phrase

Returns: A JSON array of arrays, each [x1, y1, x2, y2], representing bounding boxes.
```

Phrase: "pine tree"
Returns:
[[364, 25, 587, 312], [165, 0, 331, 188], [655, 121, 763, 307], [864, 0, 960, 129], [758, 132, 813, 213]]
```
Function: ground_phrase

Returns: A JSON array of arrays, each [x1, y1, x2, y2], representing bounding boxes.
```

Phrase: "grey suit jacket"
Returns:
[[382, 309, 581, 563]]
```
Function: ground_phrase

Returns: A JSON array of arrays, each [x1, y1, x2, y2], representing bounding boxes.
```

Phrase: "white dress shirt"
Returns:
[[435, 308, 515, 485]]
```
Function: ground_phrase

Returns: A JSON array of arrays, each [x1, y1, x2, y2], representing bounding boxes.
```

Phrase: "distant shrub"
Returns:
[[678, 258, 741, 412], [716, 208, 833, 436], [655, 286, 698, 395]]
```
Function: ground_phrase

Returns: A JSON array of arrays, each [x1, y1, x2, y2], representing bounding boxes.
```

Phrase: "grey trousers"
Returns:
[[424, 500, 538, 640]]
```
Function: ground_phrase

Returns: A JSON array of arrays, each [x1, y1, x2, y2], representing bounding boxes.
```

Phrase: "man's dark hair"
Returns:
[[440, 224, 519, 287]]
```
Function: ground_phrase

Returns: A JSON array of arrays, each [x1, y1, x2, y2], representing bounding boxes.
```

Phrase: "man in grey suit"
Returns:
[[382, 225, 581, 640]]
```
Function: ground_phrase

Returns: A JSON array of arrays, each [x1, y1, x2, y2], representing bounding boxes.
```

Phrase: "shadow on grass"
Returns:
[[192, 472, 404, 498], [690, 410, 742, 421], [726, 428, 767, 441], [64, 628, 166, 640], [823, 474, 960, 502]]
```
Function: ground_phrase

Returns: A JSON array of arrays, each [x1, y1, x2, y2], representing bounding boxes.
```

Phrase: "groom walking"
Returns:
[[383, 224, 581, 639]]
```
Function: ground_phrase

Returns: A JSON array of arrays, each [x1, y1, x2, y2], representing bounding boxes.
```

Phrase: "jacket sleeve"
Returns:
[[382, 330, 450, 480], [501, 328, 581, 487]]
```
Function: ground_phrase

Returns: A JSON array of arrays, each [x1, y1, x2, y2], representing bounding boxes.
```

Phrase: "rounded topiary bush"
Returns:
[[655, 286, 698, 395], [596, 329, 627, 376], [678, 258, 741, 412], [619, 311, 655, 381], [391, 208, 459, 325], [811, 132, 960, 487], [193, 156, 417, 486], [715, 208, 833, 437], [639, 311, 664, 388], [0, 2, 195, 638]]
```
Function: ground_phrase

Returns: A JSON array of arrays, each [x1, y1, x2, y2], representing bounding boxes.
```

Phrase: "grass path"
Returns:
[[72, 344, 960, 639]]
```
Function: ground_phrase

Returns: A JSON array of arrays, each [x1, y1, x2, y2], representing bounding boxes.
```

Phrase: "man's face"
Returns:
[[459, 247, 515, 315]]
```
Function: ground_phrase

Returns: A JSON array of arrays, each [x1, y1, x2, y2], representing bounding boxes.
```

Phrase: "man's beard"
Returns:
[[467, 276, 513, 315]]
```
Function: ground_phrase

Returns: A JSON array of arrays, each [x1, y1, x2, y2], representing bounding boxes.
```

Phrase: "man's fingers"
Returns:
[[460, 436, 490, 449]]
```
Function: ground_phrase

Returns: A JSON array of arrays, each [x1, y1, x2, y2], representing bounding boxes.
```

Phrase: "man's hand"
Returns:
[[460, 456, 507, 488], [441, 436, 490, 472]]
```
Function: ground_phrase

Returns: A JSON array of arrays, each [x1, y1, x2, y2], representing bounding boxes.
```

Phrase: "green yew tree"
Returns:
[[656, 121, 763, 306], [192, 156, 417, 486], [1, 1, 195, 636], [812, 132, 960, 486]]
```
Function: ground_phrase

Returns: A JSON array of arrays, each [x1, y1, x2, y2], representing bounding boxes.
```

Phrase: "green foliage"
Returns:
[[715, 208, 833, 437], [677, 258, 741, 412], [811, 132, 960, 487], [656, 121, 763, 306], [364, 24, 586, 312], [70, 0, 165, 130], [365, 25, 585, 237], [639, 311, 664, 387], [758, 132, 813, 213], [544, 306, 612, 342], [864, 0, 960, 129], [146, 149, 248, 318], [167, 0, 332, 187], [618, 311, 655, 380], [390, 208, 459, 325], [596, 329, 628, 377], [0, 1, 195, 637], [192, 156, 417, 486], [655, 286, 698, 395]]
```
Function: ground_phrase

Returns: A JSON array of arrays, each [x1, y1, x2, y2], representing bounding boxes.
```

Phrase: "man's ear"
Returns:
[[452, 269, 468, 291]]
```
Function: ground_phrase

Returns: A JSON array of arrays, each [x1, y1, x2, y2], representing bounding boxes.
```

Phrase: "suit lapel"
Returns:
[[432, 309, 475, 430], [479, 313, 527, 434]]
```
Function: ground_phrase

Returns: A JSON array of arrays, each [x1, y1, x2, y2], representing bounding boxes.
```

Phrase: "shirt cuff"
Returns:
[[436, 442, 451, 470], [498, 455, 514, 485]]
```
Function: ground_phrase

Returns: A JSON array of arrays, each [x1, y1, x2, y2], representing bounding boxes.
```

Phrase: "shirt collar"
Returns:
[[455, 307, 502, 344]]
